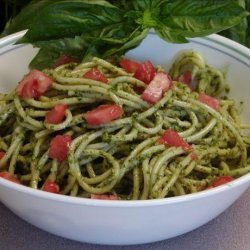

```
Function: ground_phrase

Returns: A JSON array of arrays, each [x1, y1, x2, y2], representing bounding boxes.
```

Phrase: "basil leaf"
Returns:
[[219, 19, 248, 46], [155, 27, 188, 43], [29, 35, 88, 68], [1, 0, 65, 37], [29, 49, 60, 70], [2, 0, 248, 69], [98, 27, 149, 58], [19, 0, 122, 43], [30, 25, 149, 69], [219, 0, 249, 47], [157, 0, 249, 42], [30, 36, 99, 69]]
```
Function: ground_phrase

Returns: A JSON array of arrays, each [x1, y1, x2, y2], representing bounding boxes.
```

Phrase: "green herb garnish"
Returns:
[[2, 0, 249, 69]]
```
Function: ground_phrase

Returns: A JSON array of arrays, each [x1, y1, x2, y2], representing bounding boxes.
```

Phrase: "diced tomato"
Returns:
[[45, 104, 67, 124], [52, 54, 77, 68], [16, 70, 53, 99], [0, 151, 5, 160], [0, 171, 21, 184], [158, 129, 192, 151], [0, 151, 7, 167], [205, 176, 234, 190], [119, 58, 141, 73], [84, 104, 123, 125], [175, 71, 192, 86], [91, 194, 120, 200], [42, 180, 60, 194], [48, 135, 72, 163], [134, 60, 156, 84], [83, 68, 108, 83], [141, 72, 172, 104], [120, 58, 156, 84], [198, 93, 220, 111], [211, 176, 234, 187]]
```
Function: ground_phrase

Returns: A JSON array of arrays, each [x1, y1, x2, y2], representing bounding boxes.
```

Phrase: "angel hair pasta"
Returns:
[[0, 51, 249, 200]]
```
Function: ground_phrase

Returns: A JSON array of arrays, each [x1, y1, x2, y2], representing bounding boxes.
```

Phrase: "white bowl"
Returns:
[[0, 31, 249, 245]]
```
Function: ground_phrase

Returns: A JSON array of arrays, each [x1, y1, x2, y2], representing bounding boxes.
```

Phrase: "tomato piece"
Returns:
[[119, 58, 141, 73], [45, 104, 67, 124], [158, 129, 192, 151], [43, 180, 60, 194], [198, 93, 220, 111], [0, 151, 5, 160], [16, 70, 53, 99], [175, 71, 192, 86], [83, 68, 108, 83], [0, 151, 7, 167], [134, 60, 156, 84], [91, 194, 120, 200], [141, 72, 172, 104], [52, 54, 77, 68], [48, 135, 72, 163], [84, 104, 123, 125], [0, 171, 21, 184], [120, 58, 156, 84], [211, 176, 234, 187]]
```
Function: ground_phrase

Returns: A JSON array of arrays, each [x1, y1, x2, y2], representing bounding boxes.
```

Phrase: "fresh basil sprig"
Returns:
[[218, 0, 249, 47], [2, 0, 249, 69]]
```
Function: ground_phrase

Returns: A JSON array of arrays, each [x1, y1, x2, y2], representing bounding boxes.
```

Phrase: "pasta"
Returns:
[[0, 51, 249, 200]]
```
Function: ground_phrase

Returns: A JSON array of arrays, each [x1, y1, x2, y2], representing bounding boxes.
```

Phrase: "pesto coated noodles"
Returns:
[[0, 51, 249, 200]]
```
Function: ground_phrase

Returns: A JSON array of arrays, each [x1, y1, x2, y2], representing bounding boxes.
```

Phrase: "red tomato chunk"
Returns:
[[134, 60, 156, 84], [198, 93, 220, 110], [210, 176, 234, 187], [119, 58, 141, 73], [91, 194, 120, 200], [16, 70, 53, 99], [0, 151, 7, 167], [84, 104, 123, 125], [83, 68, 108, 83], [0, 151, 5, 160], [53, 54, 77, 68], [45, 104, 67, 124], [158, 129, 192, 151], [48, 135, 72, 163], [0, 171, 21, 184], [119, 58, 156, 84], [141, 72, 172, 104], [43, 180, 60, 194], [175, 71, 192, 86]]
